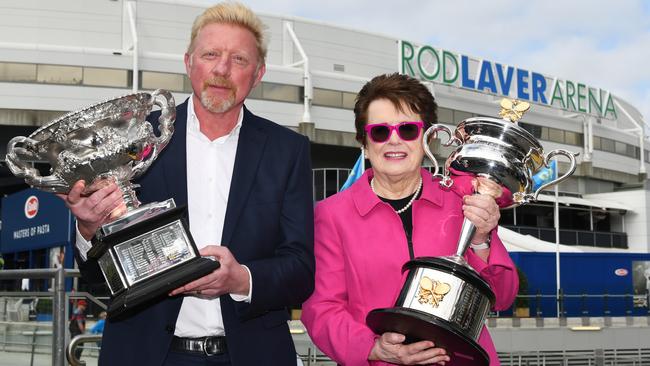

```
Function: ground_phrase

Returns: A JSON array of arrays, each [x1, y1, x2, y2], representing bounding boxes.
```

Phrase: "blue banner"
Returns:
[[1, 188, 74, 253], [340, 152, 365, 192], [532, 160, 557, 191]]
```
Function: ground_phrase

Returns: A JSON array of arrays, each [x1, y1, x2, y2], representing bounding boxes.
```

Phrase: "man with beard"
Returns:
[[58, 3, 315, 365]]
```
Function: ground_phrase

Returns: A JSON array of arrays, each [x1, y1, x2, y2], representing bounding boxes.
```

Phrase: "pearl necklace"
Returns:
[[371, 176, 423, 214]]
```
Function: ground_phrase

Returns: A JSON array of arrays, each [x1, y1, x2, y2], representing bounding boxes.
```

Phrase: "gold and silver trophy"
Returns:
[[6, 90, 219, 319], [367, 99, 577, 365]]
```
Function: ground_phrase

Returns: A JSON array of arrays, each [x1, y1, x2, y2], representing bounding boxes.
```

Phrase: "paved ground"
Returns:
[[0, 350, 97, 366]]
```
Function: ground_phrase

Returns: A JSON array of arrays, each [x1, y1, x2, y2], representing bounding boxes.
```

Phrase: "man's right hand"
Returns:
[[56, 180, 126, 241]]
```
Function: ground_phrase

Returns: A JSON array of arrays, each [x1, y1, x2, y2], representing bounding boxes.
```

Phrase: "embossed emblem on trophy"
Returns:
[[6, 90, 219, 319], [366, 99, 578, 365]]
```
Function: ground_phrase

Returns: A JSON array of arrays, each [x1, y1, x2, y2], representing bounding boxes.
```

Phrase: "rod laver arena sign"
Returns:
[[399, 40, 617, 119]]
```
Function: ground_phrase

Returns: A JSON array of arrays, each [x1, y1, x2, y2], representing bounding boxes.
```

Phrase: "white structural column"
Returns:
[[126, 1, 139, 93], [554, 168, 561, 318], [283, 21, 312, 123], [615, 99, 647, 175]]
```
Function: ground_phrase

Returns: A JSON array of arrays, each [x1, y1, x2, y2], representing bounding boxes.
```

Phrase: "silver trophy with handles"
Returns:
[[6, 90, 219, 319], [367, 99, 577, 366]]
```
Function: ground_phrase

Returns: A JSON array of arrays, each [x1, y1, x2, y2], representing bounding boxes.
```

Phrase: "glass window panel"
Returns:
[[437, 107, 453, 124], [262, 82, 300, 102], [141, 71, 184, 92], [183, 75, 193, 93], [342, 92, 356, 110], [601, 138, 615, 152], [313, 88, 342, 108], [0, 109, 66, 125], [564, 131, 579, 145], [626, 144, 636, 158], [614, 141, 626, 155], [541, 127, 549, 140], [37, 65, 82, 85], [248, 83, 262, 99], [592, 136, 601, 150], [635, 146, 640, 159], [453, 110, 472, 123], [548, 128, 564, 143], [0, 62, 37, 82], [83, 67, 128, 88]]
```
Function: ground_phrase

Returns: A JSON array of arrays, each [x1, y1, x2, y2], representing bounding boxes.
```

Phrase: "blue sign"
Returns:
[[1, 188, 74, 252]]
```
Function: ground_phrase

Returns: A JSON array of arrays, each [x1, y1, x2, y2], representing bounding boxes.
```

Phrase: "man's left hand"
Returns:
[[169, 245, 250, 298]]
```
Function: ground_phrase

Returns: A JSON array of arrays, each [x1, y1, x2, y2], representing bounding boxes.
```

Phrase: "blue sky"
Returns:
[[192, 0, 649, 123]]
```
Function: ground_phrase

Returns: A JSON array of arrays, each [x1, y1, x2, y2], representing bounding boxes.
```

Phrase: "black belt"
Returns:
[[170, 336, 228, 356]]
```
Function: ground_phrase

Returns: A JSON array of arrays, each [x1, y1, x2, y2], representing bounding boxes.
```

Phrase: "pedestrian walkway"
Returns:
[[0, 350, 97, 366]]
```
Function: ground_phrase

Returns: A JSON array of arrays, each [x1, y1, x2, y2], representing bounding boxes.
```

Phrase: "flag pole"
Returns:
[[554, 159, 561, 318]]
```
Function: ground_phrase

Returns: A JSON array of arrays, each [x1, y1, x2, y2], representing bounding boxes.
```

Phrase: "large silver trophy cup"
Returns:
[[6, 90, 218, 319], [367, 99, 577, 365]]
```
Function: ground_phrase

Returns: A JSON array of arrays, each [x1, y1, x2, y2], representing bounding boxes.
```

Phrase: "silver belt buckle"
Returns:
[[203, 337, 218, 356]]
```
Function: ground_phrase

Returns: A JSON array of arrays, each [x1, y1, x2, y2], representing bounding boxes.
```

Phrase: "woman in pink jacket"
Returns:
[[301, 73, 518, 366]]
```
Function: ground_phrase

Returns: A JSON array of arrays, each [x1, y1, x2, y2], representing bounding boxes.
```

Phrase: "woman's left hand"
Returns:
[[462, 193, 500, 242]]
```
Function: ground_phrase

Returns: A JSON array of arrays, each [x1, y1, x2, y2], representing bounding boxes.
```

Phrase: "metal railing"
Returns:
[[0, 268, 105, 366], [494, 292, 650, 319], [312, 168, 351, 201], [498, 348, 650, 366], [67, 334, 102, 366], [503, 225, 628, 249]]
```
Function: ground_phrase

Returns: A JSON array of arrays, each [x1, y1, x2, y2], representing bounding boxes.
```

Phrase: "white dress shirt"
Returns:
[[75, 98, 252, 337], [174, 99, 246, 337]]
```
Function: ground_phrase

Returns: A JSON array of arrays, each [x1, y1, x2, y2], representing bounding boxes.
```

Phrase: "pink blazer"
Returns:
[[302, 168, 518, 366]]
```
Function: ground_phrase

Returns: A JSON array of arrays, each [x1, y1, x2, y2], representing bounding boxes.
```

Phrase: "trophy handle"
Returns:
[[6, 136, 70, 192], [529, 149, 578, 200], [423, 124, 454, 187], [5, 136, 41, 179], [131, 89, 176, 177]]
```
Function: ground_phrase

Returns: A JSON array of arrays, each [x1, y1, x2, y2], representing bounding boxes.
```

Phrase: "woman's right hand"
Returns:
[[368, 332, 450, 365], [56, 180, 126, 240]]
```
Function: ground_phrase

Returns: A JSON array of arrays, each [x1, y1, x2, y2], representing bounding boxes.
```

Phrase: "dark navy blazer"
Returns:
[[75, 99, 315, 365]]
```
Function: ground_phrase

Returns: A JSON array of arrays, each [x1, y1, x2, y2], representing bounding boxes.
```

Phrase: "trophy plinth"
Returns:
[[6, 90, 219, 319], [367, 257, 494, 365], [367, 99, 577, 363]]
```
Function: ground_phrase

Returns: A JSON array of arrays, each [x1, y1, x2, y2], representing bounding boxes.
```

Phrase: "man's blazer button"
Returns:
[[165, 324, 175, 333]]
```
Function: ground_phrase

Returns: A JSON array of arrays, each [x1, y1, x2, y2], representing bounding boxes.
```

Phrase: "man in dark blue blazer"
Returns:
[[60, 3, 314, 365]]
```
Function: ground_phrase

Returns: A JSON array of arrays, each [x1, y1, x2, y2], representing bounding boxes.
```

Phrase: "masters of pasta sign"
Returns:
[[399, 40, 616, 119], [0, 188, 73, 252]]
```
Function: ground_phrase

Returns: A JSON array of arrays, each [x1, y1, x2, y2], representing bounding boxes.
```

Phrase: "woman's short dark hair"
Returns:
[[354, 73, 438, 145]]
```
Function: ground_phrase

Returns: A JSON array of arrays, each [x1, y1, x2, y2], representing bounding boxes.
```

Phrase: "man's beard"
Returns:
[[200, 76, 237, 113]]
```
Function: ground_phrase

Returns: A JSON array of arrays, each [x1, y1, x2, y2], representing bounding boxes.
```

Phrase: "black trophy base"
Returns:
[[108, 256, 218, 320], [366, 307, 489, 366], [87, 205, 220, 320]]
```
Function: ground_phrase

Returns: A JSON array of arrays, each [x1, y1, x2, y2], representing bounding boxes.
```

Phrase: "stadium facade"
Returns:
[[1, 0, 650, 316]]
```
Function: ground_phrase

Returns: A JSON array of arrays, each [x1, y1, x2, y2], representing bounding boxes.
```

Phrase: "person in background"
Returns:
[[69, 299, 88, 360], [90, 310, 107, 335], [50, 247, 65, 291], [90, 311, 107, 347], [301, 73, 518, 365]]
